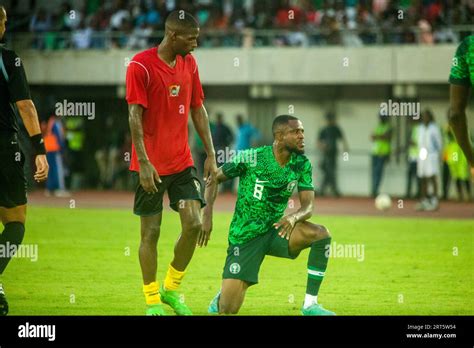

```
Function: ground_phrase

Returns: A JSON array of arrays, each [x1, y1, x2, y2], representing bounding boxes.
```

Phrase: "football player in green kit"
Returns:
[[449, 35, 474, 179], [200, 115, 335, 315]]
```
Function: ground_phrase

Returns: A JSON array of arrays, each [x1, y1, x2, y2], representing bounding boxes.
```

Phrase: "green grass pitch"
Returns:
[[2, 206, 473, 315]]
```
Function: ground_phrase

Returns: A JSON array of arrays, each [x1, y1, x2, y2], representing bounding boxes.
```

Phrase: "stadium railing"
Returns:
[[6, 25, 473, 51]]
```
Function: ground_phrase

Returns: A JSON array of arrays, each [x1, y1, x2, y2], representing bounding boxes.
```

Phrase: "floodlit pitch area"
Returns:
[[3, 202, 472, 316]]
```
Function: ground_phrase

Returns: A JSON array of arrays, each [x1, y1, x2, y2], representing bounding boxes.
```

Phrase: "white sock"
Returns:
[[303, 294, 318, 308]]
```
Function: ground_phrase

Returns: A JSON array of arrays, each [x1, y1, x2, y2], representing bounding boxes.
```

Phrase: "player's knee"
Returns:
[[319, 225, 331, 239], [182, 220, 202, 236], [219, 302, 240, 315], [308, 224, 331, 242], [142, 225, 160, 244]]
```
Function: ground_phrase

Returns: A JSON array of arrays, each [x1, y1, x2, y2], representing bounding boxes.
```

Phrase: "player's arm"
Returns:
[[7, 50, 48, 182], [191, 105, 217, 182], [15, 99, 49, 182], [197, 167, 229, 247], [449, 84, 474, 169], [274, 190, 314, 240], [128, 103, 161, 193]]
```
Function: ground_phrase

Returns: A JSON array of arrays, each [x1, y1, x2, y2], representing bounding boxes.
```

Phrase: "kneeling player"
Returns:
[[199, 115, 335, 315]]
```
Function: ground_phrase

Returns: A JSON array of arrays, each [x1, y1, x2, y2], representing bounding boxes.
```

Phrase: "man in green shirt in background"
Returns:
[[371, 114, 393, 197]]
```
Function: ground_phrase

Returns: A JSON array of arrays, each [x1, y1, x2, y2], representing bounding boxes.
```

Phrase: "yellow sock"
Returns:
[[143, 281, 161, 305], [164, 264, 186, 291]]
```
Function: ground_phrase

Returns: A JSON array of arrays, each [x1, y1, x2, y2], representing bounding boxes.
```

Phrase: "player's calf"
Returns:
[[292, 222, 334, 315], [0, 221, 25, 274]]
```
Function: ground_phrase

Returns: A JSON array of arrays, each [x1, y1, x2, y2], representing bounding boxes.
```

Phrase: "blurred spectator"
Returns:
[[213, 112, 234, 162], [42, 114, 70, 197], [275, 0, 304, 29], [14, 0, 474, 49], [317, 112, 349, 197], [72, 19, 93, 49], [127, 22, 153, 49], [322, 15, 342, 45], [213, 112, 234, 192], [193, 120, 216, 179], [110, 2, 130, 30], [370, 113, 392, 197], [235, 114, 261, 151], [30, 8, 52, 49], [95, 116, 123, 189], [416, 109, 443, 211], [64, 117, 86, 190], [61, 3, 83, 31], [405, 116, 421, 199], [418, 18, 434, 44], [113, 133, 133, 190], [357, 4, 377, 44]]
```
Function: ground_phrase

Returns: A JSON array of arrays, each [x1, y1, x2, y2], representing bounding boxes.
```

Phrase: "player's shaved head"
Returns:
[[165, 10, 199, 34], [0, 6, 6, 20], [163, 10, 200, 57], [272, 115, 300, 136]]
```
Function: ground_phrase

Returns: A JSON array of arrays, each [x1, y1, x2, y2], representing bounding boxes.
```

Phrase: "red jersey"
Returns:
[[126, 47, 205, 175]]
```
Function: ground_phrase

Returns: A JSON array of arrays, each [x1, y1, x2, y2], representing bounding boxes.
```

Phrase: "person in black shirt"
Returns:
[[0, 6, 49, 316], [317, 112, 348, 197], [212, 113, 234, 192]]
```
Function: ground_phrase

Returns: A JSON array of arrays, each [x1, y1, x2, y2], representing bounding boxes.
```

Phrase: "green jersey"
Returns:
[[222, 146, 314, 244], [449, 35, 474, 86]]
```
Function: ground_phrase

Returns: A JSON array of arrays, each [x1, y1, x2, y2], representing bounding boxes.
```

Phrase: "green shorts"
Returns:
[[132, 166, 205, 216], [222, 228, 298, 286]]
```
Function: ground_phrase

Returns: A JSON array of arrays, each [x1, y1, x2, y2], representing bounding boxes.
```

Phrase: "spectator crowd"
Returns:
[[3, 0, 473, 49]]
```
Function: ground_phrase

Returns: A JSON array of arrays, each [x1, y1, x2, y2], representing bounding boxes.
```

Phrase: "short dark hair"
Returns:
[[165, 10, 199, 33], [423, 108, 434, 122], [272, 115, 299, 135], [325, 112, 336, 121]]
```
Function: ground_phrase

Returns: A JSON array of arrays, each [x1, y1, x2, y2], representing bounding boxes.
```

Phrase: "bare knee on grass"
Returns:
[[219, 279, 249, 315]]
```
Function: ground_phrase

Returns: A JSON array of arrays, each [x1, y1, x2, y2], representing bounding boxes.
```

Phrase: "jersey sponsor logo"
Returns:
[[229, 262, 241, 274], [287, 180, 297, 192], [169, 85, 181, 97]]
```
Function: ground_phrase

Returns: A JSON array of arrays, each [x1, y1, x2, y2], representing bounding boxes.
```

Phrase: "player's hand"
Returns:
[[34, 154, 49, 182], [198, 208, 213, 247], [274, 215, 297, 240], [203, 154, 217, 183], [139, 160, 161, 194]]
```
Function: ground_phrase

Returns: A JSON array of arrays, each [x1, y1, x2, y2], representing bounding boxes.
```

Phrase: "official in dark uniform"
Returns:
[[0, 6, 49, 316]]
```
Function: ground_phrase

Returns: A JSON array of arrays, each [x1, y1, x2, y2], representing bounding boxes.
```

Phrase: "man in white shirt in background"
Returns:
[[416, 109, 443, 211]]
